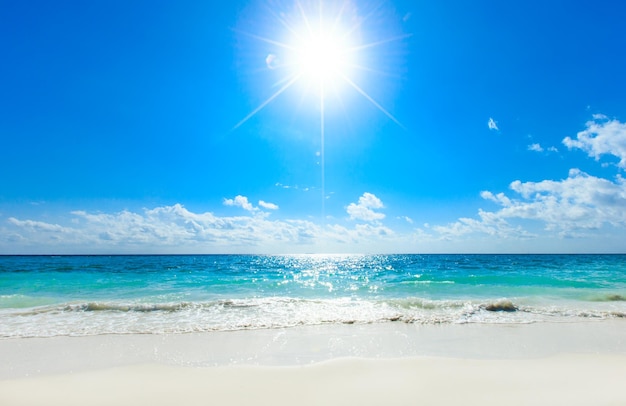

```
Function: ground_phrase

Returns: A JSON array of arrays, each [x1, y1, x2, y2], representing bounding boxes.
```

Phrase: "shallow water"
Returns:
[[1, 254, 625, 337]]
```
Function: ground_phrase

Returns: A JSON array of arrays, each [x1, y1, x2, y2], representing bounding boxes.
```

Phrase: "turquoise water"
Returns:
[[1, 254, 625, 337]]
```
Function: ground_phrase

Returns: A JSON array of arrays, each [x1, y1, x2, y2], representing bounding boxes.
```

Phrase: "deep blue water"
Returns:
[[1, 254, 625, 337]]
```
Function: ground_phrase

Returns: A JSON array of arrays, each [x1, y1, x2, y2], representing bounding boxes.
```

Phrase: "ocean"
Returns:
[[1, 254, 625, 338]]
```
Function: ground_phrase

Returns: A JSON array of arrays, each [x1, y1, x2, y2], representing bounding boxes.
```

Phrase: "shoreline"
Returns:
[[2, 321, 625, 405]]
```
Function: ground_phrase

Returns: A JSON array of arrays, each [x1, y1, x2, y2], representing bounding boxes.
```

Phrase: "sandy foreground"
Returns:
[[1, 321, 625, 405]]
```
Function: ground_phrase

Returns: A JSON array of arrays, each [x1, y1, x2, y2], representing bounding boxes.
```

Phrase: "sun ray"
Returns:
[[236, 30, 296, 52], [320, 83, 326, 221], [349, 33, 413, 53], [340, 74, 404, 128], [233, 73, 301, 130], [297, 1, 315, 38], [347, 63, 405, 80]]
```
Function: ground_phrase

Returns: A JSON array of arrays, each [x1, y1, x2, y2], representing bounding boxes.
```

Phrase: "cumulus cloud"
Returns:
[[435, 169, 626, 240], [223, 196, 279, 214], [488, 117, 498, 131], [224, 195, 255, 211], [2, 200, 399, 254], [346, 193, 385, 222], [4, 204, 322, 253], [563, 115, 626, 168], [505, 169, 626, 229], [432, 114, 626, 243]]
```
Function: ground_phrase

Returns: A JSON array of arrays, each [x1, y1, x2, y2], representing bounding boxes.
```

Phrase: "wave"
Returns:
[[1, 296, 624, 338], [72, 302, 193, 312]]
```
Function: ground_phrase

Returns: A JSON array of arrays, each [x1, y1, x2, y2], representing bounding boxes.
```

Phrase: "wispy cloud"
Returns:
[[528, 143, 558, 153], [258, 200, 279, 210], [275, 182, 311, 192], [346, 193, 385, 222], [563, 115, 626, 168], [488, 117, 499, 131]]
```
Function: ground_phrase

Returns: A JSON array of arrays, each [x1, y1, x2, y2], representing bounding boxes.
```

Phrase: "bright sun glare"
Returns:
[[235, 0, 408, 217], [235, 0, 407, 129], [291, 23, 353, 89]]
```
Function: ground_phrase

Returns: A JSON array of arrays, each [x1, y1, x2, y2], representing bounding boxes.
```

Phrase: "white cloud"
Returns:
[[436, 169, 626, 240], [429, 116, 626, 248], [1, 200, 399, 254], [488, 117, 498, 131], [258, 200, 279, 210], [3, 204, 323, 253], [224, 195, 256, 211], [432, 210, 532, 240], [505, 169, 626, 229], [563, 115, 626, 168], [346, 193, 385, 222], [7, 218, 70, 233], [480, 191, 511, 206], [223, 196, 279, 214]]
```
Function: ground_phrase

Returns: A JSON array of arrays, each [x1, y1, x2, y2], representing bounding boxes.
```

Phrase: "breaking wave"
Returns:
[[1, 296, 624, 338]]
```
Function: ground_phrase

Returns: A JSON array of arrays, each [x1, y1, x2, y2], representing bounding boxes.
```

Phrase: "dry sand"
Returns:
[[1, 321, 625, 405]]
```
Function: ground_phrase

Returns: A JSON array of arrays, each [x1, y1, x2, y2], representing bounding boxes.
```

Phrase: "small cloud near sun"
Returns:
[[488, 117, 499, 131]]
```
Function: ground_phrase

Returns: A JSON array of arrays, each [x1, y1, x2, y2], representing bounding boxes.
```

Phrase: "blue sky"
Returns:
[[2, 0, 626, 254]]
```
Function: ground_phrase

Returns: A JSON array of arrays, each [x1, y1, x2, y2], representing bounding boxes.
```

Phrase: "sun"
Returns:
[[234, 0, 407, 129], [287, 15, 355, 92], [234, 0, 409, 217], [295, 31, 348, 85]]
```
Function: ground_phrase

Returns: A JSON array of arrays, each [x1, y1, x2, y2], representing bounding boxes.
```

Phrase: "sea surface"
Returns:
[[1, 254, 625, 338]]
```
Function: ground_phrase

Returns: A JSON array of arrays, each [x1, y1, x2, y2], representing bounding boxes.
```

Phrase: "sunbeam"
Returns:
[[234, 0, 408, 219], [233, 73, 301, 130]]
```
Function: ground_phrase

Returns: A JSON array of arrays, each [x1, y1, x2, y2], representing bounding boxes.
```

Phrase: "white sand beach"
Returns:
[[1, 321, 625, 405]]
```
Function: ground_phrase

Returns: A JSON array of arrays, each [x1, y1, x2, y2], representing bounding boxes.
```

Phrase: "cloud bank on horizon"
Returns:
[[3, 115, 625, 254]]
